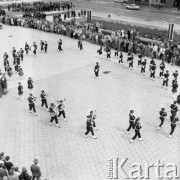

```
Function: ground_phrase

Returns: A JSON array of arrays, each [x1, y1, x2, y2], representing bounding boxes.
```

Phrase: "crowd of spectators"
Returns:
[[0, 152, 42, 180], [7, 1, 74, 13]]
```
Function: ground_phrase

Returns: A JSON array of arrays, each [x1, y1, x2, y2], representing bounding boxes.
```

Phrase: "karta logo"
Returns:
[[107, 158, 180, 179]]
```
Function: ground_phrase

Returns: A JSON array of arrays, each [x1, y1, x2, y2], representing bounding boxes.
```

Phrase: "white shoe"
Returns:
[[157, 127, 161, 130], [34, 113, 37, 116], [56, 124, 60, 128], [50, 123, 53, 126], [58, 117, 60, 120], [64, 118, 67, 122], [94, 127, 98, 131], [92, 136, 97, 139], [126, 131, 130, 134], [130, 139, 134, 143], [138, 138, 143, 141], [84, 135, 87, 138], [168, 135, 172, 138], [46, 108, 49, 112]]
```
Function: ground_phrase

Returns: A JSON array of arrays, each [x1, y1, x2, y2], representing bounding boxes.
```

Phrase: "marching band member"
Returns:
[[119, 52, 123, 64], [172, 79, 178, 99], [18, 82, 23, 101], [40, 40, 44, 52], [170, 101, 179, 116], [49, 103, 60, 128], [114, 46, 118, 58], [44, 41, 48, 53], [128, 55, 134, 70], [94, 62, 100, 79], [58, 39, 63, 52], [159, 60, 165, 78], [168, 114, 179, 138], [19, 48, 24, 61], [157, 108, 167, 130], [28, 94, 37, 116], [27, 77, 33, 93], [6, 65, 13, 81], [150, 63, 156, 81], [33, 42, 37, 57], [12, 47, 16, 60], [162, 70, 169, 89], [172, 70, 178, 86], [25, 42, 30, 55], [84, 112, 97, 139], [130, 117, 143, 143], [97, 46, 102, 55], [57, 99, 67, 122], [126, 110, 135, 134], [18, 66, 24, 80], [106, 47, 111, 59], [141, 59, 146, 75], [40, 90, 49, 111], [137, 54, 142, 67]]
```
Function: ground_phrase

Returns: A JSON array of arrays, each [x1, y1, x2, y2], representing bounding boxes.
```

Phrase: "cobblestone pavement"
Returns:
[[0, 25, 180, 180]]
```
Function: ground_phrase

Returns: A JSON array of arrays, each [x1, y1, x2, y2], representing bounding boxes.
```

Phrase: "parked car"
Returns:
[[126, 4, 140, 10], [115, 0, 128, 3]]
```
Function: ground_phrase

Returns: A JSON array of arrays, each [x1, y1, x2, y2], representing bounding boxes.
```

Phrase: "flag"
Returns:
[[168, 23, 174, 41], [87, 10, 92, 23]]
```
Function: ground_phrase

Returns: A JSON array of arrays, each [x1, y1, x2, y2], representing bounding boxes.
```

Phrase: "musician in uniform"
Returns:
[[57, 100, 67, 122], [84, 115, 97, 139], [40, 90, 49, 111], [33, 42, 37, 56], [170, 101, 179, 116], [18, 82, 23, 101], [58, 39, 63, 52], [172, 79, 178, 99], [114, 46, 118, 58], [168, 114, 179, 138], [157, 108, 167, 130], [12, 47, 16, 60], [49, 103, 60, 128], [149, 58, 155, 71], [150, 63, 156, 80], [25, 42, 30, 55], [141, 59, 146, 75], [18, 66, 24, 80], [159, 60, 165, 78], [19, 48, 24, 61], [130, 117, 143, 143], [119, 52, 123, 64], [94, 62, 100, 79], [128, 55, 134, 70], [126, 110, 135, 134], [27, 77, 33, 93], [44, 41, 48, 53], [40, 40, 44, 52], [162, 70, 169, 89], [106, 48, 111, 59], [172, 70, 178, 86], [137, 54, 142, 67], [97, 46, 102, 55], [28, 94, 37, 116]]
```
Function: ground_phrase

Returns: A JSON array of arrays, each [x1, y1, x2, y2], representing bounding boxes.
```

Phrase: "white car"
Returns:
[[115, 0, 128, 3], [126, 4, 140, 10]]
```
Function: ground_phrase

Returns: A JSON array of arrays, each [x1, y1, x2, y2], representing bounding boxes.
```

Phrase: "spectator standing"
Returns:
[[30, 159, 41, 180]]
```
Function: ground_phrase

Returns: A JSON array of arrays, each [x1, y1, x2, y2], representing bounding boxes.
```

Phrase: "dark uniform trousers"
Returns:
[[119, 58, 123, 63], [150, 72, 155, 78], [45, 47, 47, 53], [41, 99, 48, 108], [58, 110, 66, 118], [129, 62, 133, 68], [132, 130, 141, 140], [159, 117, 164, 127], [85, 127, 94, 136], [95, 71, 99, 77], [170, 124, 176, 135], [127, 121, 135, 131], [162, 80, 168, 87], [50, 115, 58, 124], [107, 53, 110, 59], [29, 103, 36, 113], [33, 49, 36, 55], [141, 67, 145, 73]]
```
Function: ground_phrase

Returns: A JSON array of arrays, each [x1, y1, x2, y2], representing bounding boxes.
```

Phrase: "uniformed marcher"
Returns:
[[159, 61, 165, 78], [150, 63, 156, 80], [84, 115, 97, 139], [44, 41, 48, 53], [162, 70, 169, 89], [49, 103, 60, 128], [12, 47, 16, 60], [168, 114, 179, 138], [170, 101, 179, 116], [157, 108, 167, 130], [137, 54, 142, 67], [97, 46, 102, 55], [40, 40, 44, 52], [19, 48, 24, 61], [126, 110, 135, 134], [172, 70, 179, 86], [28, 94, 37, 116], [149, 58, 155, 71], [130, 117, 143, 143], [58, 39, 63, 52], [141, 59, 146, 75], [119, 52, 123, 64], [33, 42, 37, 56], [25, 42, 30, 55], [57, 100, 67, 122], [94, 62, 100, 78], [18, 82, 23, 101], [106, 48, 111, 59], [114, 46, 118, 58], [27, 77, 33, 93], [40, 90, 49, 111], [172, 79, 178, 99], [128, 55, 134, 70]]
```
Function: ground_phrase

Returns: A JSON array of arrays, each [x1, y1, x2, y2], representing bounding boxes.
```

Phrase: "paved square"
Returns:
[[0, 25, 179, 180]]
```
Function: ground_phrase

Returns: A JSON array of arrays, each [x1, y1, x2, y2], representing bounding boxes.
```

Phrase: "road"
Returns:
[[72, 0, 180, 24]]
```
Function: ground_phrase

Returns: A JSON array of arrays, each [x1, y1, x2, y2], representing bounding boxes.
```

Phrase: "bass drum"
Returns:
[[30, 46, 35, 51]]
